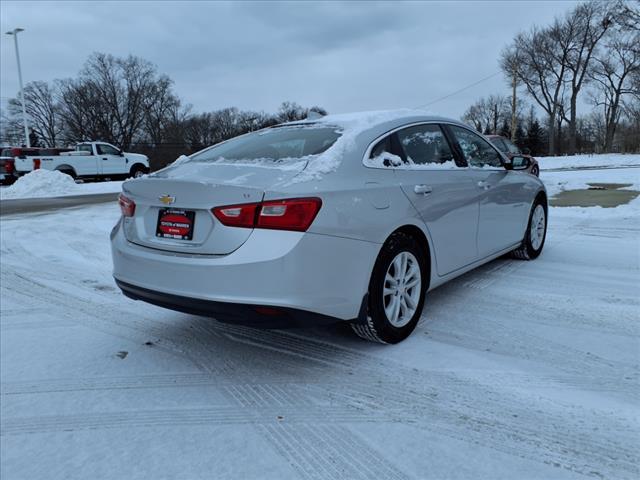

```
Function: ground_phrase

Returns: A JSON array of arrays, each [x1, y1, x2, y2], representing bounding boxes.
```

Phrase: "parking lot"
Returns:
[[1, 165, 638, 479]]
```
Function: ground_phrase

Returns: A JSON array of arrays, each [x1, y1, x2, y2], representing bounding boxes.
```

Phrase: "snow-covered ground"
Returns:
[[541, 166, 640, 198], [1, 167, 639, 480], [537, 153, 640, 170], [0, 170, 123, 200]]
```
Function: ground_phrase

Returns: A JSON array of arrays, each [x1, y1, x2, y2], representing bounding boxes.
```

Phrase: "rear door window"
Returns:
[[367, 135, 404, 167], [396, 124, 456, 167]]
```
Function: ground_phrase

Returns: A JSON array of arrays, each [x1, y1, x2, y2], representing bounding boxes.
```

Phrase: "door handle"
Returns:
[[477, 181, 491, 190], [414, 184, 432, 195], [102, 157, 109, 161]]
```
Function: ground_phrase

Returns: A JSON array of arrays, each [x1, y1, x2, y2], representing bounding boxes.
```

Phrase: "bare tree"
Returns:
[[58, 77, 110, 144], [142, 75, 183, 147], [277, 101, 308, 122], [612, 0, 640, 32], [58, 53, 170, 149], [502, 27, 569, 155], [6, 81, 63, 147], [554, 1, 613, 154], [589, 29, 640, 150], [461, 94, 511, 134]]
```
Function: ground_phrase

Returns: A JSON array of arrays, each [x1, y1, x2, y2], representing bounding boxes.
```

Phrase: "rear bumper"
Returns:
[[111, 218, 379, 323], [116, 279, 344, 328]]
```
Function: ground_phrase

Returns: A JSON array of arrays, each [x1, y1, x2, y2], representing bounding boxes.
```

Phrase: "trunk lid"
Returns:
[[122, 161, 304, 255]]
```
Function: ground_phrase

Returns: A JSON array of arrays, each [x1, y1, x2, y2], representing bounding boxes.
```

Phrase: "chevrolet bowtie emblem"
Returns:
[[159, 194, 175, 205]]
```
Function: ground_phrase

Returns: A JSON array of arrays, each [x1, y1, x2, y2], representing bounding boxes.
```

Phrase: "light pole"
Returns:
[[6, 27, 30, 147]]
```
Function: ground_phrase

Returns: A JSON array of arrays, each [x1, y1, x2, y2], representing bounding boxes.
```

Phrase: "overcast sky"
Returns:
[[1, 0, 578, 119]]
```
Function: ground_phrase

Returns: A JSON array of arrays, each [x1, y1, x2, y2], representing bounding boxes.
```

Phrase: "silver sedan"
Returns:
[[111, 111, 547, 343]]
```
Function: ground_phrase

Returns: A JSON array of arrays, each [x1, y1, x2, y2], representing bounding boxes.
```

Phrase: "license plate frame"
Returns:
[[156, 208, 196, 240]]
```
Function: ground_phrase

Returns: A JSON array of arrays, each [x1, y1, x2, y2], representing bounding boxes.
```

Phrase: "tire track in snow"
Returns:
[[462, 258, 525, 290], [2, 216, 638, 479], [259, 424, 410, 480], [1, 263, 412, 478], [212, 324, 640, 479], [1, 268, 222, 373], [0, 406, 382, 436]]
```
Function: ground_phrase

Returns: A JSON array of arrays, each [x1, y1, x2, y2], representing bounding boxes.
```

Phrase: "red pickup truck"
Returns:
[[0, 147, 73, 185], [1, 148, 37, 185]]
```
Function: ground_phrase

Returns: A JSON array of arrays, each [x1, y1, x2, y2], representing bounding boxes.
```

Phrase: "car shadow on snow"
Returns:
[[135, 255, 525, 369]]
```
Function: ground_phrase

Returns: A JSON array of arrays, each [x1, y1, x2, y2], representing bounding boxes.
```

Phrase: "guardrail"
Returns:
[[0, 192, 119, 216]]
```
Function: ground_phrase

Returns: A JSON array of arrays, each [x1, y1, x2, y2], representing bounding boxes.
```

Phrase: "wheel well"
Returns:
[[390, 225, 432, 289], [131, 163, 146, 170], [535, 190, 548, 211], [55, 165, 76, 175]]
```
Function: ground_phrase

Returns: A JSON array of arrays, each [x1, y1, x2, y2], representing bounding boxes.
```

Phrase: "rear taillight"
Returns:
[[257, 198, 322, 231], [212, 197, 322, 232], [5, 160, 14, 174], [118, 193, 136, 217], [33, 159, 41, 170], [212, 202, 260, 228]]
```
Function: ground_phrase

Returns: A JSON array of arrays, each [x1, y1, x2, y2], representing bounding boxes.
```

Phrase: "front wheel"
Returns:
[[351, 232, 427, 344], [530, 164, 539, 177], [512, 199, 547, 260]]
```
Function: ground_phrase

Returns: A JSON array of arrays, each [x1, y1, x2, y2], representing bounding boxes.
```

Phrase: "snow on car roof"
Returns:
[[283, 109, 456, 132], [280, 109, 470, 185]]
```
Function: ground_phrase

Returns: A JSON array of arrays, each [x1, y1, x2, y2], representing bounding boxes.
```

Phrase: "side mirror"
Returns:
[[119, 150, 125, 156], [510, 155, 530, 170], [521, 147, 531, 155]]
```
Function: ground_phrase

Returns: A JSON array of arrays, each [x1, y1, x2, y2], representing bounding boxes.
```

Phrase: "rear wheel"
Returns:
[[512, 199, 547, 260], [130, 164, 147, 178], [351, 232, 427, 344]]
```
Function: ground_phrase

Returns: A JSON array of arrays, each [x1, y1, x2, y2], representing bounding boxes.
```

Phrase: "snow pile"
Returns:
[[0, 169, 124, 200], [171, 154, 191, 166], [1, 169, 80, 199], [537, 153, 640, 170]]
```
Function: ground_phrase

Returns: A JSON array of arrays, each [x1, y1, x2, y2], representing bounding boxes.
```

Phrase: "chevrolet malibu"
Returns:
[[111, 111, 547, 344]]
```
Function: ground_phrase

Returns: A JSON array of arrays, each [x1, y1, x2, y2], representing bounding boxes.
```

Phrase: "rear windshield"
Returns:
[[76, 144, 93, 154], [191, 125, 341, 163]]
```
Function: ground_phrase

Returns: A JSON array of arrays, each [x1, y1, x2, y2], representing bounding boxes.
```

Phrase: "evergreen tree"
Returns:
[[499, 120, 511, 138], [515, 124, 526, 149], [526, 119, 544, 155]]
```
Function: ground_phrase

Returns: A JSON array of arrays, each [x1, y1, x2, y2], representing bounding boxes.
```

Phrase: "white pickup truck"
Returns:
[[13, 141, 150, 180]]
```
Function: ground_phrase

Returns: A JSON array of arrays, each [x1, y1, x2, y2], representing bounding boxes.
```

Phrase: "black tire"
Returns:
[[351, 232, 428, 344], [130, 164, 147, 178], [512, 197, 547, 260]]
